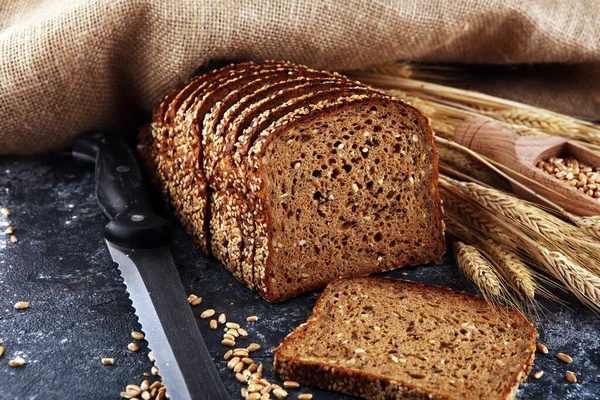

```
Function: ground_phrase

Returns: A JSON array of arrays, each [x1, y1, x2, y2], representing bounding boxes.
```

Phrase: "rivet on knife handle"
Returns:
[[73, 131, 171, 249]]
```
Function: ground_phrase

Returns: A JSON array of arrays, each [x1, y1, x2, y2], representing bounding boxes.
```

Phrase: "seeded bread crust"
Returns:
[[202, 73, 349, 282], [155, 62, 303, 264], [176, 62, 297, 133], [213, 89, 376, 291], [150, 63, 239, 125], [204, 74, 351, 187], [148, 63, 265, 251], [162, 61, 293, 127], [273, 277, 537, 400], [180, 64, 319, 279], [160, 61, 295, 176], [159, 62, 252, 126]]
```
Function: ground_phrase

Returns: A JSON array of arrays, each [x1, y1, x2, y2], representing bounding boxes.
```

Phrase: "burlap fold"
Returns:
[[1, 0, 599, 154]]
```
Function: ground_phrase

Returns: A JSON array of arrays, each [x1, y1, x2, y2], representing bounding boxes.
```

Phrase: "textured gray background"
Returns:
[[0, 153, 598, 399]]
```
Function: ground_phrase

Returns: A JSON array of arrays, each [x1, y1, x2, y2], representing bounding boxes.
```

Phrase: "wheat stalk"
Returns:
[[498, 123, 549, 137], [444, 173, 600, 311], [437, 141, 512, 191], [451, 241, 502, 298], [434, 136, 561, 208], [443, 175, 600, 274], [446, 218, 526, 313], [436, 138, 600, 248], [350, 71, 600, 129]]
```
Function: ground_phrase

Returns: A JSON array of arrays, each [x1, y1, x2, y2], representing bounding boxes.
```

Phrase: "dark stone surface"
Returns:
[[0, 153, 598, 399]]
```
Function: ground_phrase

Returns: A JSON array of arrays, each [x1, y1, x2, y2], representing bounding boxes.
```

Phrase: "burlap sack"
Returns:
[[1, 0, 599, 154]]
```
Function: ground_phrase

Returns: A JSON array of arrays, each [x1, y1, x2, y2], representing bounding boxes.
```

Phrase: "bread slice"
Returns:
[[238, 94, 445, 301], [274, 277, 537, 400]]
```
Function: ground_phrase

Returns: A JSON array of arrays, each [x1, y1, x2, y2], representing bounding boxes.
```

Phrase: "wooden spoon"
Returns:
[[453, 116, 600, 216]]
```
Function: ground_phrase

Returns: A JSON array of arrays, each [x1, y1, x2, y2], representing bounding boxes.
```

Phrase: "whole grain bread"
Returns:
[[140, 61, 446, 302], [274, 277, 537, 400]]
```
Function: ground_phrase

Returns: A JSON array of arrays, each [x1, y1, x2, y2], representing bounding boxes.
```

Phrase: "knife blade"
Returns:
[[73, 131, 230, 400]]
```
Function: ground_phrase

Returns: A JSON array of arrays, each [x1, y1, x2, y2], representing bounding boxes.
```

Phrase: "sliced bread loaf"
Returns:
[[274, 277, 537, 400], [141, 61, 446, 301]]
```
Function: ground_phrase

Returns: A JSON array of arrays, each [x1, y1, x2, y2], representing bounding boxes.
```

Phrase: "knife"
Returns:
[[73, 131, 230, 400]]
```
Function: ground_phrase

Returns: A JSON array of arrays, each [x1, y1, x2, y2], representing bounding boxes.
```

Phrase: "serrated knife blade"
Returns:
[[73, 131, 230, 400], [107, 243, 227, 400]]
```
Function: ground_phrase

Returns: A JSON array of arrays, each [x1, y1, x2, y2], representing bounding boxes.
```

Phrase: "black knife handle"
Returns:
[[73, 131, 171, 249]]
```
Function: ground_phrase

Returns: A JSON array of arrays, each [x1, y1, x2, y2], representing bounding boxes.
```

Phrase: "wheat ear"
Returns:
[[452, 241, 502, 298], [566, 214, 600, 241], [441, 176, 595, 247], [537, 246, 600, 314], [441, 193, 510, 244], [480, 109, 583, 136], [446, 215, 536, 300], [479, 240, 535, 300]]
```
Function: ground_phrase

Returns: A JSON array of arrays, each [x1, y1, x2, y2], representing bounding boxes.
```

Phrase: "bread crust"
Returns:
[[179, 63, 314, 278], [273, 277, 537, 400]]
